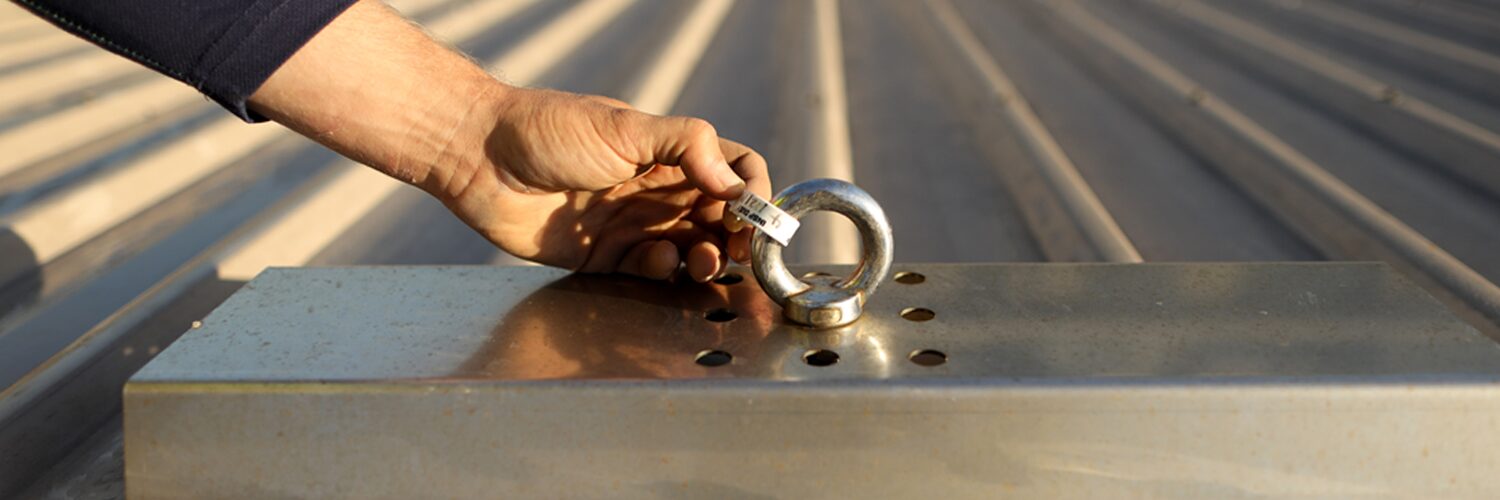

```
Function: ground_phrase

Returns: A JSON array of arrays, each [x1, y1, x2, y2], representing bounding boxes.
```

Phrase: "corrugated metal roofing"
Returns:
[[2, 0, 1499, 495]]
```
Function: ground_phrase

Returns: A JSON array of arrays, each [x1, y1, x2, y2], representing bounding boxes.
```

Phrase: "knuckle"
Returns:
[[596, 96, 631, 109], [745, 150, 767, 167], [681, 117, 718, 142], [602, 105, 635, 124]]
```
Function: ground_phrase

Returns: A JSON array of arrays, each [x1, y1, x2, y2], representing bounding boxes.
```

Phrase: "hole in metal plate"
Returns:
[[803, 349, 839, 367], [713, 272, 743, 285], [695, 350, 733, 367], [705, 308, 738, 322], [909, 349, 947, 367], [894, 271, 925, 284], [901, 307, 935, 322]]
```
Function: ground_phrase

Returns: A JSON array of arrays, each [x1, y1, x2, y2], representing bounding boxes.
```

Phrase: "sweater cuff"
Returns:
[[193, 0, 359, 123]]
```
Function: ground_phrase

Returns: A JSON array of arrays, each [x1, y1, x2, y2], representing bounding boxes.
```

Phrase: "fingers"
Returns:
[[591, 217, 731, 282], [728, 226, 754, 264], [717, 138, 771, 263], [618, 240, 680, 280], [586, 95, 757, 202], [567, 93, 772, 273], [621, 111, 744, 200], [718, 138, 772, 200], [609, 239, 727, 282], [685, 241, 725, 283]]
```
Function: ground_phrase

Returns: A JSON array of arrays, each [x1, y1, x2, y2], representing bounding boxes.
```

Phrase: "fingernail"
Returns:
[[724, 213, 746, 232]]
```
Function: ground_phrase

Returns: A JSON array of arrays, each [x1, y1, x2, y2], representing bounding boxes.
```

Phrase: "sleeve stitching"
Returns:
[[193, 0, 292, 86]]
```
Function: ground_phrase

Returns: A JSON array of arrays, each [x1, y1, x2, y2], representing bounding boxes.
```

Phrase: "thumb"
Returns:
[[626, 113, 745, 200]]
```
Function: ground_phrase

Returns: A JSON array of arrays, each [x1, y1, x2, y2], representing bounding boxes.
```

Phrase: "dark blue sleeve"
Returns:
[[12, 0, 359, 122]]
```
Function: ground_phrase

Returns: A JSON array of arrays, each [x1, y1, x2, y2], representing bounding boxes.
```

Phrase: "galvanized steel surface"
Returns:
[[124, 264, 1500, 497], [3, 0, 1500, 496]]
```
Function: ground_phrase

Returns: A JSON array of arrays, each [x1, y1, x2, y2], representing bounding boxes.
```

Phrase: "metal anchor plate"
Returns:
[[126, 263, 1500, 498]]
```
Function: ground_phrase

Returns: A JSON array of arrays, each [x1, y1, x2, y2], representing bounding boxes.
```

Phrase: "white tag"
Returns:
[[729, 191, 800, 246]]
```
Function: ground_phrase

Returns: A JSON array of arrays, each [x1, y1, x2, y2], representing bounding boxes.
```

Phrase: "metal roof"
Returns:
[[3, 0, 1500, 495]]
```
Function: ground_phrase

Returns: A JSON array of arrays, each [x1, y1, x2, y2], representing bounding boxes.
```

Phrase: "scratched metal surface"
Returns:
[[2, 0, 1500, 496]]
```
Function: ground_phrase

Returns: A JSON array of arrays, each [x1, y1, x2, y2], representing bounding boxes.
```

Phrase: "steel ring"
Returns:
[[750, 178, 894, 328]]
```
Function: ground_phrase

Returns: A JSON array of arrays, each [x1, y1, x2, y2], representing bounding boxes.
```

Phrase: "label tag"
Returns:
[[729, 191, 799, 246]]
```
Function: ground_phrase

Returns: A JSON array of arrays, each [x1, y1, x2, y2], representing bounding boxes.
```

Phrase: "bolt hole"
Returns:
[[695, 350, 733, 367], [802, 349, 840, 367], [909, 349, 947, 366], [802, 271, 833, 280], [894, 271, 925, 284], [713, 272, 743, 285], [705, 308, 738, 322], [901, 307, 935, 322]]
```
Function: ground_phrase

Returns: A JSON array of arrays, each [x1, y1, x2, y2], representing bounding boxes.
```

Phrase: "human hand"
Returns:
[[436, 88, 772, 282], [249, 0, 771, 282]]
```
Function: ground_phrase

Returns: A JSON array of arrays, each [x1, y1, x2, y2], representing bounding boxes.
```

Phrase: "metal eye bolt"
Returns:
[[751, 178, 894, 328]]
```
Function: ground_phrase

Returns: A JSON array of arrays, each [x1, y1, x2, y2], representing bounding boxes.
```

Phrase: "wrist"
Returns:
[[397, 73, 513, 200], [247, 0, 515, 198]]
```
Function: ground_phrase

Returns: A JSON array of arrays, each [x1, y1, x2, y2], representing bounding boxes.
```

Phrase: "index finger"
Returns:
[[718, 138, 772, 262], [720, 138, 771, 202]]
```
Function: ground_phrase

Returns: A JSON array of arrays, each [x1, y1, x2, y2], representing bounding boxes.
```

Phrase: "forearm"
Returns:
[[28, 0, 768, 281], [248, 0, 505, 196], [243, 0, 768, 280]]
